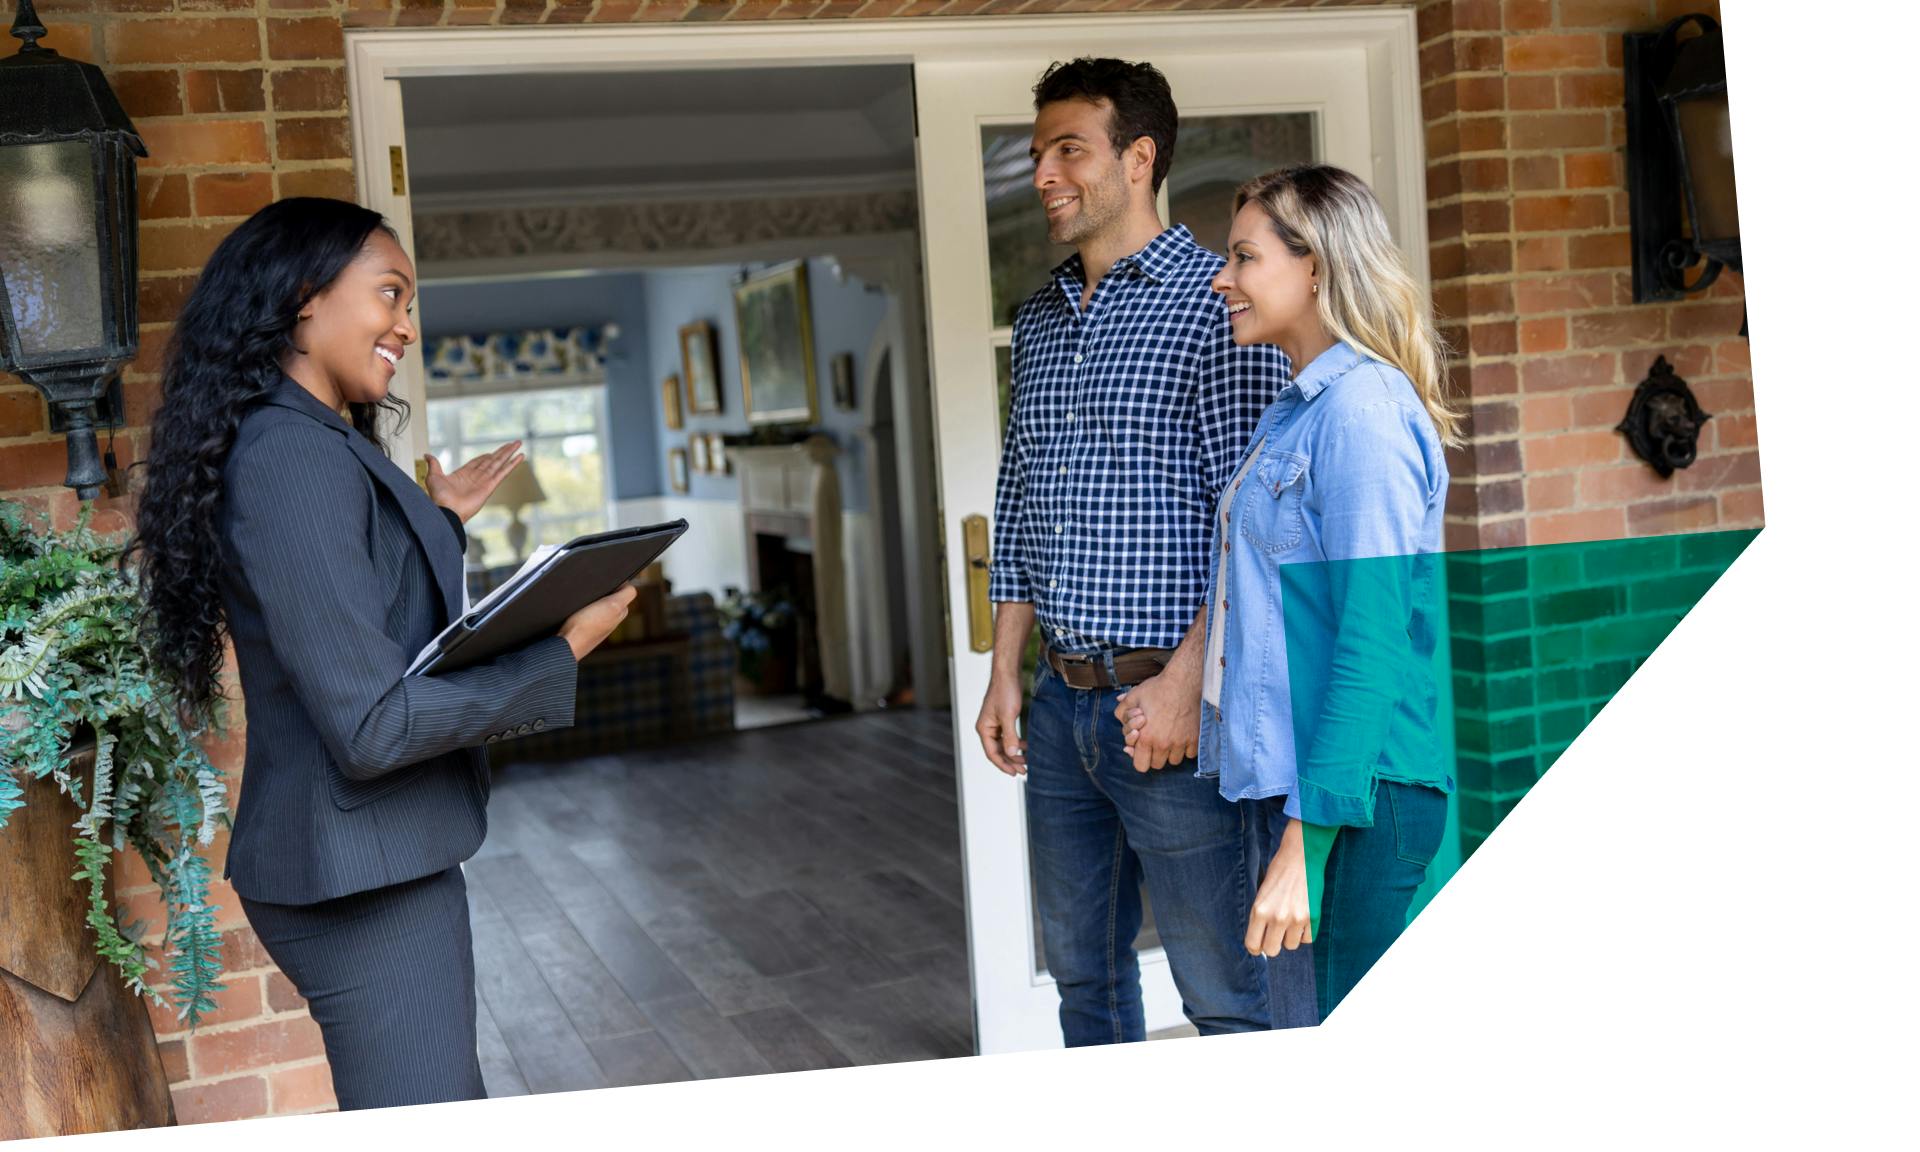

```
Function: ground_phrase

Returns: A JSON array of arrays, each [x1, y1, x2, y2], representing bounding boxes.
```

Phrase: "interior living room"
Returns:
[[396, 65, 975, 1088]]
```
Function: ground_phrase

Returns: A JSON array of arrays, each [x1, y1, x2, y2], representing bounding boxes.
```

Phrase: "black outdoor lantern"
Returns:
[[1625, 12, 1742, 308], [0, 0, 146, 500]]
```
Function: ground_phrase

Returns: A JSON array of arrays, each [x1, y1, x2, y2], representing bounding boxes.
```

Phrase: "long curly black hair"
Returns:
[[130, 197, 410, 723]]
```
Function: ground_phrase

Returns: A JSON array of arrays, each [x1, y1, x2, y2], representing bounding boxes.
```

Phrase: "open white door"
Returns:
[[348, 75, 429, 467], [915, 26, 1425, 1054]]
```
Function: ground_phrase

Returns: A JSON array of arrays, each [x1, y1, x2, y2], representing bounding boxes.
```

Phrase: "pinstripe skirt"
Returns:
[[238, 865, 486, 1110]]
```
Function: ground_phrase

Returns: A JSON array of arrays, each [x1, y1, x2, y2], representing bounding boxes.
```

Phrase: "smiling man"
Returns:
[[972, 57, 1314, 1044]]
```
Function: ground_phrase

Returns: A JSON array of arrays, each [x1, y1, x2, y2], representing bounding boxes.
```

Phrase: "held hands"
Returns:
[[425, 440, 526, 524], [975, 673, 1027, 777], [1115, 664, 1200, 773], [1246, 818, 1312, 956], [559, 584, 637, 662]]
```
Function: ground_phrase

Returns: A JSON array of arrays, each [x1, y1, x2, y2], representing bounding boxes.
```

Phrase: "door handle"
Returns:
[[962, 514, 993, 654]]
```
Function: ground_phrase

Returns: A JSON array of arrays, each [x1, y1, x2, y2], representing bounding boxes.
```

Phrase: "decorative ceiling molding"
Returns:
[[410, 170, 918, 214], [412, 189, 920, 265]]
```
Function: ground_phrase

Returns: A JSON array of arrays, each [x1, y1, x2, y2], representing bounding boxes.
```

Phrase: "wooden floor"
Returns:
[[464, 708, 975, 1096]]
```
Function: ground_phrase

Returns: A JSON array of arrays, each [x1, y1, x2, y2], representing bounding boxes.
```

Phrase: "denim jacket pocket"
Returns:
[[1242, 449, 1310, 554]]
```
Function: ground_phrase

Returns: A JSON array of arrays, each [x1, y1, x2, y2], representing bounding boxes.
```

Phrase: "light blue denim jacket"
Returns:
[[1196, 340, 1453, 828]]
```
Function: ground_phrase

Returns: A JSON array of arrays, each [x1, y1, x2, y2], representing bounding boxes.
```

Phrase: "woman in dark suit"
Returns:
[[132, 198, 635, 1110]]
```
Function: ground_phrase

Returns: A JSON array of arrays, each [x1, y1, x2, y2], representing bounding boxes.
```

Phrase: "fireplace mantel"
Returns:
[[732, 436, 851, 704]]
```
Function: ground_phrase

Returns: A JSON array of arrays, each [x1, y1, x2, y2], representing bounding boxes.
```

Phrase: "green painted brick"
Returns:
[[1679, 527, 1759, 570], [1535, 743, 1573, 774], [1456, 756, 1494, 793], [1537, 585, 1625, 626], [1583, 659, 1635, 697], [1538, 667, 1587, 705], [1489, 713, 1536, 755], [1493, 756, 1539, 791], [1627, 567, 1724, 614], [1540, 704, 1589, 745], [1459, 795, 1497, 841], [1583, 535, 1680, 581], [1484, 634, 1534, 673], [1450, 634, 1487, 674], [1447, 595, 1485, 633], [1486, 672, 1536, 712], [1455, 716, 1490, 757], [1534, 626, 1586, 665], [1481, 593, 1534, 636], [1448, 552, 1528, 596], [1527, 548, 1584, 591], [1588, 614, 1681, 660], [1451, 672, 1487, 713]]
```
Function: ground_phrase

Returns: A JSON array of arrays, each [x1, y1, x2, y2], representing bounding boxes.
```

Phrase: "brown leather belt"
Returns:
[[1044, 647, 1175, 691]]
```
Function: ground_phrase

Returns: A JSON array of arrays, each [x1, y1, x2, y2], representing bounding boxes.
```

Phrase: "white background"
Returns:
[[52, 2, 1919, 1148]]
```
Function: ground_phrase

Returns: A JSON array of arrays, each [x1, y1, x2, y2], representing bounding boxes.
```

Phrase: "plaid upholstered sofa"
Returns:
[[465, 564, 736, 764]]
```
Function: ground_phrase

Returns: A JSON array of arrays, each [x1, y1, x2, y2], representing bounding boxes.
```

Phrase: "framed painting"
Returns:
[[690, 432, 710, 474], [662, 374, 684, 430], [733, 260, 818, 426], [680, 320, 722, 416], [707, 433, 730, 475], [668, 447, 690, 493]]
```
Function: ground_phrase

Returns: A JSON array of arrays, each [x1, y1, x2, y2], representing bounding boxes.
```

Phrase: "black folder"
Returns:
[[408, 519, 690, 677]]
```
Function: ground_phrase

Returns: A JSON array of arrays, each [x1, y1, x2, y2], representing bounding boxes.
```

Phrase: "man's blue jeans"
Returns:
[[1250, 778, 1447, 1020], [1024, 662, 1318, 1044]]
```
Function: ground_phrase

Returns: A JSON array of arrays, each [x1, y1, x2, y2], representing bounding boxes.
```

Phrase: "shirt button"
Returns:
[[1223, 539, 1231, 554], [1058, 465, 1068, 475], [1048, 580, 1057, 589], [1055, 525, 1064, 534], [1219, 656, 1226, 669], [1073, 354, 1084, 364], [1065, 412, 1076, 422]]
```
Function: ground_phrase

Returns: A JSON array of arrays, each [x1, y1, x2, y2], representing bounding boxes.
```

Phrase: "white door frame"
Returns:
[[344, 8, 1428, 1055]]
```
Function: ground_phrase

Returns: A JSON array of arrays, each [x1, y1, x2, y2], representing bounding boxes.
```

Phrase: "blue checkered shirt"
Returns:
[[988, 224, 1291, 655]]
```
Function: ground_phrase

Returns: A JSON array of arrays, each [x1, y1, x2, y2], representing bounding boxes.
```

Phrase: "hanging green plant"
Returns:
[[0, 499, 229, 1028]]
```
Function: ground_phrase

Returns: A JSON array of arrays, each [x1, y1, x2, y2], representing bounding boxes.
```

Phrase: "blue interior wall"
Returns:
[[419, 259, 891, 510]]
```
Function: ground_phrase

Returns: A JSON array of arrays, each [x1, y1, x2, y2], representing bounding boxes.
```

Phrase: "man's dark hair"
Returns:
[[1032, 57, 1178, 195]]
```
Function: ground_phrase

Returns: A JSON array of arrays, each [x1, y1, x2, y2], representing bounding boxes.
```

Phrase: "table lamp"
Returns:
[[490, 458, 547, 563]]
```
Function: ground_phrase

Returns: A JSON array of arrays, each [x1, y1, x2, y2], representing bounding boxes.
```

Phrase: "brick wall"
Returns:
[[1446, 528, 1755, 854], [0, 0, 1758, 1127]]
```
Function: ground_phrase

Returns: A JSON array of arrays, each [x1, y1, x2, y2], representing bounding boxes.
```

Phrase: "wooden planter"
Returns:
[[0, 743, 176, 1138]]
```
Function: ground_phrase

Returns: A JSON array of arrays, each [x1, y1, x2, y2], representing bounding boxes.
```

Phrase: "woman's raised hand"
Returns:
[[425, 440, 525, 524]]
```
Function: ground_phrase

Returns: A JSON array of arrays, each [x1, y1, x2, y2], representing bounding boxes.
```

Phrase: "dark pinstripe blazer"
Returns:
[[218, 376, 577, 905]]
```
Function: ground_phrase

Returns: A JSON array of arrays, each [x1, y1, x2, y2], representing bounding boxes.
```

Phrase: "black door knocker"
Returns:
[[1617, 355, 1712, 477]]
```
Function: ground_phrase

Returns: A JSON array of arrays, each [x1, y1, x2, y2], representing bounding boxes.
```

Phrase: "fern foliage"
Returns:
[[0, 501, 229, 1027]]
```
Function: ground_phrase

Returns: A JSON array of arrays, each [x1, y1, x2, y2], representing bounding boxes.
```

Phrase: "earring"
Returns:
[[1311, 283, 1319, 295]]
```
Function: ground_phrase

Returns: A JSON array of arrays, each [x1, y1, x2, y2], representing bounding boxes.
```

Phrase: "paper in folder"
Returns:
[[406, 519, 689, 677]]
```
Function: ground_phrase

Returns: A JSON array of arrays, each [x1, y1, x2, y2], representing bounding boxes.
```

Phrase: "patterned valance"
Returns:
[[424, 324, 618, 396]]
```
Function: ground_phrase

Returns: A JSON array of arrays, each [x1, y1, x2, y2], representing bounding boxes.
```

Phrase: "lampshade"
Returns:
[[488, 459, 547, 511]]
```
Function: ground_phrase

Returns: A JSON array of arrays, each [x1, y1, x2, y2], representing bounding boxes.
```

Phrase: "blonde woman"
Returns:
[[1125, 164, 1460, 1019]]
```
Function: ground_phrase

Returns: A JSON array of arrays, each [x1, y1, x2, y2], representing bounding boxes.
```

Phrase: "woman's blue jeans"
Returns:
[[1251, 778, 1448, 1019]]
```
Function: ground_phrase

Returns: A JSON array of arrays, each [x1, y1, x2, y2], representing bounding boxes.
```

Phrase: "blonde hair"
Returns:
[[1233, 164, 1462, 447]]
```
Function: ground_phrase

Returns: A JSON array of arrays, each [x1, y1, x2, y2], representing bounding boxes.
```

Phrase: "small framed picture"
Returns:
[[707, 433, 729, 475], [690, 433, 710, 474], [831, 352, 856, 412], [662, 374, 683, 431], [680, 320, 723, 416], [668, 448, 690, 493]]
